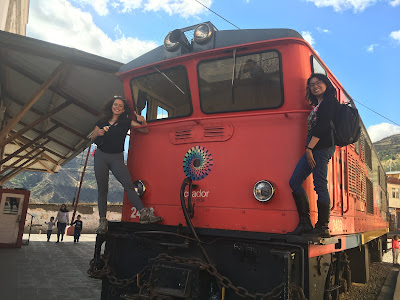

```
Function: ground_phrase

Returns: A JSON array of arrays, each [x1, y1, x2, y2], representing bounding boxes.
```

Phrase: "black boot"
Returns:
[[288, 192, 313, 235], [305, 202, 331, 238]]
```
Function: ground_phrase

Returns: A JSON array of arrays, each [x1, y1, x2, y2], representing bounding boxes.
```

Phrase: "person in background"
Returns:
[[55, 204, 69, 243], [45, 216, 55, 242], [393, 235, 400, 265], [288, 73, 340, 238], [243, 59, 264, 80], [91, 96, 162, 234], [71, 215, 83, 243]]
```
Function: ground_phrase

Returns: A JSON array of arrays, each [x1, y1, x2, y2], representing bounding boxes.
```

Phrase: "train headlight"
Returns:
[[253, 180, 275, 202], [194, 23, 214, 44], [133, 180, 146, 197], [164, 32, 181, 52]]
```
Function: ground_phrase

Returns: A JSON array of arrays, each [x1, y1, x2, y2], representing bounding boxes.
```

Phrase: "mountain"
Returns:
[[4, 150, 124, 204], [373, 133, 400, 172], [4, 133, 399, 203]]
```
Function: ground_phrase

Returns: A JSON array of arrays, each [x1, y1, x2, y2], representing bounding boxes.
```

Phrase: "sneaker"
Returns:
[[139, 207, 162, 224], [96, 217, 108, 234]]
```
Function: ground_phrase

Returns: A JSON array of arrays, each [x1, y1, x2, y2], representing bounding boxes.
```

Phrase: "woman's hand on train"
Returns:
[[306, 149, 316, 168], [134, 111, 146, 124], [97, 129, 106, 136]]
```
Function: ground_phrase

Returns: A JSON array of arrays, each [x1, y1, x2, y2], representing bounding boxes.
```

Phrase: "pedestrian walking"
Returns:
[[44, 216, 55, 242], [71, 215, 83, 243], [393, 235, 400, 265], [55, 204, 69, 243]]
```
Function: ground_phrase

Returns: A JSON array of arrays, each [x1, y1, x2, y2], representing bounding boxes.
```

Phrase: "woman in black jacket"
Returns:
[[288, 74, 340, 238]]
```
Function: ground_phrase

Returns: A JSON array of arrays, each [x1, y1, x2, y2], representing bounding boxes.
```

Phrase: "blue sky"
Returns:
[[26, 0, 400, 142]]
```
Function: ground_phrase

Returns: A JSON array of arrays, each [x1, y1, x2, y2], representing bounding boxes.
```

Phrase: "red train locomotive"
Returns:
[[92, 22, 389, 300]]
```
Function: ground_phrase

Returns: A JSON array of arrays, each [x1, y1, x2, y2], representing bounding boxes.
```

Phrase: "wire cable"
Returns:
[[353, 99, 399, 127], [193, 0, 241, 30]]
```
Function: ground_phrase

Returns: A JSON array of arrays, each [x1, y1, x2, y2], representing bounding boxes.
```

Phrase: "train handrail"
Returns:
[[133, 109, 311, 129], [343, 147, 350, 214]]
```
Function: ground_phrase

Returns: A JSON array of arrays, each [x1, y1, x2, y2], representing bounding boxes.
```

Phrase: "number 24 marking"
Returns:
[[130, 207, 140, 218]]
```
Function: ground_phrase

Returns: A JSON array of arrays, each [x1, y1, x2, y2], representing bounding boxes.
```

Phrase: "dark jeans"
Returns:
[[57, 222, 67, 241], [74, 229, 81, 241], [46, 230, 52, 241], [289, 146, 335, 204], [94, 149, 144, 218]]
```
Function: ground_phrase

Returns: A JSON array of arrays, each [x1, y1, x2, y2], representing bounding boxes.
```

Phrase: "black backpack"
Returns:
[[330, 103, 361, 147]]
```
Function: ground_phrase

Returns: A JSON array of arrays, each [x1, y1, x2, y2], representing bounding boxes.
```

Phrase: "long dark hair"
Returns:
[[60, 204, 68, 212], [100, 97, 133, 124], [306, 73, 337, 106]]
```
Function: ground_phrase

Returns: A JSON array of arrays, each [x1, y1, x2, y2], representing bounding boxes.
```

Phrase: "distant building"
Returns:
[[0, 0, 30, 35], [388, 171, 400, 230], [387, 171, 400, 180]]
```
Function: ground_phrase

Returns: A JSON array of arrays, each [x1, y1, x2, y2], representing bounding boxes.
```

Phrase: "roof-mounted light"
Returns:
[[164, 29, 192, 52], [194, 23, 214, 45], [164, 31, 181, 52]]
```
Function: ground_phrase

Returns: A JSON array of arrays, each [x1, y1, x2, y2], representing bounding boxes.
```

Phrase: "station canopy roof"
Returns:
[[0, 30, 124, 184]]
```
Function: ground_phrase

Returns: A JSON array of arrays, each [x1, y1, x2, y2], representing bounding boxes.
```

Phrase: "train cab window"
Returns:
[[198, 51, 283, 113], [131, 66, 192, 121], [311, 56, 326, 75]]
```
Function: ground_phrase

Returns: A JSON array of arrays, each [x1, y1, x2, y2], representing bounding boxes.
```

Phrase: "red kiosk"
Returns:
[[0, 188, 30, 248]]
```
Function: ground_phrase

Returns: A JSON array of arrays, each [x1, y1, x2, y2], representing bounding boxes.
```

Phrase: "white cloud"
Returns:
[[367, 123, 400, 143], [302, 31, 315, 47], [72, 0, 213, 18], [27, 0, 157, 63], [72, 0, 110, 16], [390, 30, 400, 43], [118, 0, 143, 13], [142, 0, 212, 18], [367, 43, 378, 52], [389, 0, 400, 7], [307, 0, 377, 12], [317, 27, 330, 33]]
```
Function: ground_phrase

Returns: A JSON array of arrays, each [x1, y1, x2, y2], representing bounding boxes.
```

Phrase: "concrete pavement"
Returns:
[[1, 233, 400, 300], [0, 234, 101, 300]]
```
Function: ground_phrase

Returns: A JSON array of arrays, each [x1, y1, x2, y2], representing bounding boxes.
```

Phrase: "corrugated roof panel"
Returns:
[[0, 30, 124, 183]]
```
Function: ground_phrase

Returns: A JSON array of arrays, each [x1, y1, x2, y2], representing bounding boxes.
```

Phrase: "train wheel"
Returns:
[[370, 238, 383, 262], [340, 252, 351, 293], [324, 256, 339, 300]]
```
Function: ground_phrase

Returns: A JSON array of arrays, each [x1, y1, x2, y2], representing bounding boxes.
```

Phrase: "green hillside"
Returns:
[[4, 150, 124, 204], [373, 133, 400, 172]]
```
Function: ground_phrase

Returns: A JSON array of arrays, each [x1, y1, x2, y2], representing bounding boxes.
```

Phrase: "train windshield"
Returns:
[[131, 65, 192, 121], [198, 50, 283, 113]]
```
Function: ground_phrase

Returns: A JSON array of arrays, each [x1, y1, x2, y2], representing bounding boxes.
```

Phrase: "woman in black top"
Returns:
[[91, 96, 162, 234], [288, 74, 340, 238]]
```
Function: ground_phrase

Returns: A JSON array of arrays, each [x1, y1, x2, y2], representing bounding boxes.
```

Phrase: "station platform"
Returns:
[[0, 234, 101, 300]]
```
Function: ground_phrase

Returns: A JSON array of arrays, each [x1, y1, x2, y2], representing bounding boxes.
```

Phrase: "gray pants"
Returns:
[[94, 149, 144, 218], [394, 248, 399, 264]]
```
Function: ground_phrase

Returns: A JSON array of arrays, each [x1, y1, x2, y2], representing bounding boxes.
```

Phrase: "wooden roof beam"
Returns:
[[0, 157, 42, 185], [0, 125, 58, 165], [0, 63, 65, 142], [13, 138, 59, 167], [0, 100, 71, 148], [0, 142, 49, 175], [1, 57, 100, 116], [4, 115, 76, 151], [6, 93, 88, 140]]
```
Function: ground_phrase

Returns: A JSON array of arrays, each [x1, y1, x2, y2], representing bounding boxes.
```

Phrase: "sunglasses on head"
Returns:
[[113, 95, 126, 101]]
